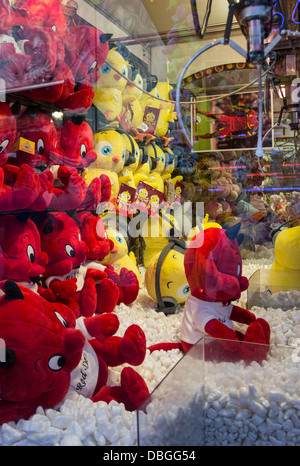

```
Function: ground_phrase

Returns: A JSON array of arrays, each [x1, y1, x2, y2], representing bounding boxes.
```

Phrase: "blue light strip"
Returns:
[[292, 0, 300, 24]]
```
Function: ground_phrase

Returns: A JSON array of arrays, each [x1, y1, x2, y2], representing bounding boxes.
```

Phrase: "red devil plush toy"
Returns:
[[77, 210, 140, 308], [149, 224, 270, 363], [180, 224, 270, 361], [0, 213, 48, 290], [52, 117, 110, 211], [36, 211, 122, 317], [0, 280, 149, 424]]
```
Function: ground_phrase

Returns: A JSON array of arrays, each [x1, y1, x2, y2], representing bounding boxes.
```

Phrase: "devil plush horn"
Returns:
[[0, 348, 16, 368], [4, 280, 24, 301], [224, 222, 241, 240], [224, 222, 244, 246], [99, 33, 113, 44]]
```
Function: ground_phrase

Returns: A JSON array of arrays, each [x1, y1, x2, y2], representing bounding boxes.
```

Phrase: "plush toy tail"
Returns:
[[148, 342, 182, 353]]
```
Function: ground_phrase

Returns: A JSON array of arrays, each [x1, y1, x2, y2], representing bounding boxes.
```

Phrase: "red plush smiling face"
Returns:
[[58, 119, 97, 169], [0, 281, 85, 423], [0, 214, 48, 283], [11, 111, 60, 168], [37, 212, 87, 277]]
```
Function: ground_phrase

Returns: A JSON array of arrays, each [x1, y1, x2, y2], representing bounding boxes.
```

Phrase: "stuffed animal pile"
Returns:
[[0, 0, 152, 425]]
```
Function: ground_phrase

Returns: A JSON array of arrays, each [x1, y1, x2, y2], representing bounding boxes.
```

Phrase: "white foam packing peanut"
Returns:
[[0, 258, 300, 446]]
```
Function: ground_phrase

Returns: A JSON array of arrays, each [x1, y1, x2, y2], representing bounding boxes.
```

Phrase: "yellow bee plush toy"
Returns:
[[118, 133, 140, 188], [145, 238, 190, 314], [82, 129, 126, 201], [122, 70, 144, 130], [142, 209, 180, 267], [100, 227, 141, 285], [145, 141, 166, 192], [268, 225, 300, 290], [133, 143, 158, 187], [92, 47, 128, 122], [141, 81, 177, 138]]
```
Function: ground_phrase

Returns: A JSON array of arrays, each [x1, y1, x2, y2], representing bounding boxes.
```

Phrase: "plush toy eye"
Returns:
[[121, 65, 127, 78], [54, 311, 68, 328], [155, 88, 160, 98], [51, 25, 56, 31], [113, 231, 124, 244], [121, 150, 126, 162], [0, 138, 9, 154], [97, 141, 113, 157], [36, 138, 45, 155], [135, 147, 139, 159], [136, 74, 143, 87], [177, 284, 190, 299], [48, 354, 66, 372], [101, 63, 111, 75], [27, 244, 35, 263], [80, 143, 87, 158], [88, 60, 97, 74], [237, 263, 241, 276], [65, 244, 75, 257]]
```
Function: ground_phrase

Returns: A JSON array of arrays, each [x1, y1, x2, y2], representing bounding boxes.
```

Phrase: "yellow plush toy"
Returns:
[[141, 81, 177, 138], [82, 129, 126, 200], [162, 146, 183, 184], [268, 225, 300, 290], [145, 142, 166, 192], [145, 238, 190, 313], [92, 47, 128, 122], [142, 209, 180, 267], [118, 133, 140, 188], [133, 144, 157, 187], [100, 227, 141, 285], [122, 70, 144, 130]]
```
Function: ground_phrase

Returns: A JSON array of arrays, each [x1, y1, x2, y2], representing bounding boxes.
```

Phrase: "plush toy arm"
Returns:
[[240, 275, 249, 292], [85, 268, 107, 281], [230, 304, 256, 325], [116, 268, 139, 305], [78, 313, 119, 342], [205, 319, 240, 340], [205, 319, 242, 353], [49, 278, 77, 298]]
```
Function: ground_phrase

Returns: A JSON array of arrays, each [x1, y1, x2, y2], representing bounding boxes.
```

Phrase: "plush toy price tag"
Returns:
[[116, 184, 136, 215], [11, 137, 35, 155], [140, 106, 160, 135], [174, 181, 184, 203], [131, 181, 164, 216], [119, 104, 134, 132]]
